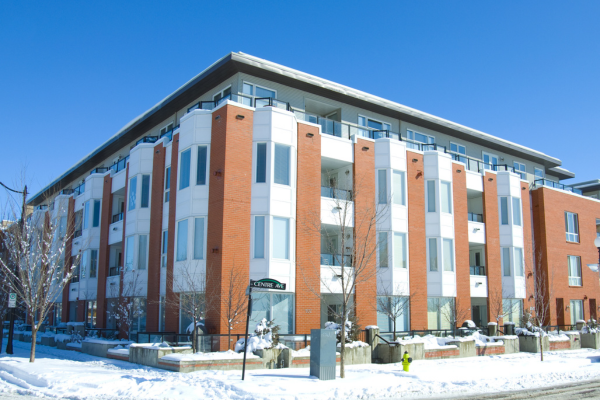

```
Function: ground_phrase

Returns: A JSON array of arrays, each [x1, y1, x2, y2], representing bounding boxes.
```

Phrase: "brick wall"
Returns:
[[453, 164, 471, 324], [95, 174, 112, 328], [61, 197, 75, 320], [118, 165, 130, 338], [295, 122, 322, 334], [165, 133, 180, 333], [521, 183, 536, 317], [352, 137, 377, 327], [407, 153, 427, 330], [483, 172, 501, 324]]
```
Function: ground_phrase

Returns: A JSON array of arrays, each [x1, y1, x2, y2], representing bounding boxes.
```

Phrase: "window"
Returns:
[[393, 232, 407, 269], [565, 212, 579, 242], [274, 144, 290, 186], [450, 142, 466, 156], [161, 231, 168, 268], [378, 232, 389, 268], [512, 198, 522, 226], [502, 247, 511, 276], [83, 201, 90, 229], [500, 197, 509, 225], [443, 239, 454, 272], [160, 123, 173, 137], [86, 301, 97, 328], [92, 200, 101, 228], [427, 297, 453, 330], [141, 175, 150, 208], [213, 86, 231, 102], [138, 235, 148, 270], [176, 219, 188, 261], [358, 115, 391, 138], [514, 248, 524, 277], [193, 217, 205, 260], [81, 249, 88, 279], [428, 238, 438, 271], [568, 255, 582, 286], [570, 300, 584, 325], [378, 170, 387, 204], [179, 149, 191, 190], [242, 82, 277, 107], [196, 146, 207, 186], [407, 129, 435, 145], [427, 181, 436, 212], [513, 162, 526, 179], [256, 143, 267, 183], [254, 216, 265, 259], [273, 217, 290, 260], [249, 293, 294, 334], [392, 170, 406, 206], [59, 216, 67, 239], [534, 167, 545, 180], [503, 299, 523, 326], [128, 176, 137, 211], [125, 236, 134, 271], [441, 181, 452, 214], [482, 152, 499, 170], [597, 218, 600, 238], [164, 167, 171, 202], [90, 249, 98, 278], [71, 261, 80, 283]]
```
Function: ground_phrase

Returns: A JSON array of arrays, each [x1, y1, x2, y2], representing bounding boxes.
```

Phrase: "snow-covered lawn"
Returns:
[[1, 340, 600, 399]]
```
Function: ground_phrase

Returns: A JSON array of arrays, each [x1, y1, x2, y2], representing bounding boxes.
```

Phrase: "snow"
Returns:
[[66, 342, 82, 349], [83, 339, 133, 345], [365, 325, 379, 330], [292, 346, 311, 357], [548, 333, 570, 342], [66, 322, 84, 327], [130, 343, 190, 350], [3, 340, 600, 399], [162, 350, 259, 362], [54, 334, 72, 343], [488, 322, 498, 326], [107, 346, 130, 357], [337, 341, 369, 349], [464, 320, 477, 328]]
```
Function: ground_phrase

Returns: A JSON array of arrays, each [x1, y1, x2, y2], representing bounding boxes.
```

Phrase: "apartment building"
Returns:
[[28, 52, 600, 337]]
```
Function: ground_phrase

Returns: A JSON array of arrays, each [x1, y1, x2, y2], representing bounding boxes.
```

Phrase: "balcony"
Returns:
[[73, 182, 85, 197], [73, 229, 82, 238], [109, 266, 121, 277], [159, 124, 179, 142], [468, 213, 483, 223], [112, 213, 123, 223], [470, 266, 486, 276], [321, 187, 352, 201], [187, 93, 254, 113], [109, 156, 129, 174], [34, 205, 48, 211], [135, 136, 159, 146], [534, 179, 583, 196], [320, 254, 352, 267], [90, 167, 109, 175]]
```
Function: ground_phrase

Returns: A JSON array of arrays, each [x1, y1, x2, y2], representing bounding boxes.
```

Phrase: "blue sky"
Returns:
[[1, 1, 599, 210]]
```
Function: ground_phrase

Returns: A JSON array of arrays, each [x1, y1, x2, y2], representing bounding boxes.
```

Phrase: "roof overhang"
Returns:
[[571, 179, 600, 192], [548, 166, 576, 180]]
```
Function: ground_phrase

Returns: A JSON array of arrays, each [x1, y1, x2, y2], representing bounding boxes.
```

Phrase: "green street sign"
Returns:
[[250, 278, 286, 290], [8, 293, 16, 308]]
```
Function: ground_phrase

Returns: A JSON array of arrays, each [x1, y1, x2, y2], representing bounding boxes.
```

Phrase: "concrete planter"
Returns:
[[14, 333, 24, 342], [565, 332, 581, 350], [447, 339, 476, 358], [21, 334, 32, 343], [501, 337, 519, 354], [82, 341, 123, 358], [129, 345, 192, 368], [255, 348, 287, 369], [374, 342, 425, 363], [56, 340, 69, 350], [476, 343, 505, 356], [41, 336, 56, 347], [158, 356, 264, 373], [339, 345, 371, 365], [519, 335, 549, 353], [581, 332, 600, 349]]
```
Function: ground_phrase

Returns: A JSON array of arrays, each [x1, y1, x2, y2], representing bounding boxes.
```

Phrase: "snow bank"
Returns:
[[54, 334, 72, 343], [235, 335, 272, 353], [107, 345, 130, 357], [464, 320, 477, 328], [162, 350, 259, 362], [365, 325, 379, 330], [130, 342, 190, 350], [83, 338, 133, 345], [337, 341, 369, 348], [291, 346, 311, 357], [66, 322, 85, 327], [548, 333, 570, 342]]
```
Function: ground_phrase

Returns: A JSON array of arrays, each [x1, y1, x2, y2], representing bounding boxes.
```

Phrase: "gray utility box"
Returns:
[[310, 329, 336, 380]]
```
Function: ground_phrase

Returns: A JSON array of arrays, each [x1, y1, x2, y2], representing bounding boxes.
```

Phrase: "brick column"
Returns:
[[146, 143, 166, 331], [206, 104, 253, 342], [295, 122, 321, 334], [77, 300, 86, 322], [521, 183, 535, 319], [165, 134, 180, 333], [118, 165, 129, 338], [353, 137, 377, 327], [96, 174, 112, 328], [62, 197, 75, 320], [483, 171, 501, 325], [453, 164, 470, 325], [407, 153, 427, 330]]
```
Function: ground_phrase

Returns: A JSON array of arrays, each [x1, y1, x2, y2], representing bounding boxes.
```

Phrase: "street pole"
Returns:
[[241, 285, 252, 381]]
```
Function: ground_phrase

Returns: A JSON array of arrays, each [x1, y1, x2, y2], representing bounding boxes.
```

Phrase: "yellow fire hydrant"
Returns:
[[402, 351, 412, 372]]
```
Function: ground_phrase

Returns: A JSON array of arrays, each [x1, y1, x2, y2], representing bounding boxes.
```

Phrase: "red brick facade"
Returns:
[[483, 171, 502, 324], [165, 133, 180, 333], [61, 197, 75, 320], [95, 174, 113, 328], [453, 164, 471, 325]]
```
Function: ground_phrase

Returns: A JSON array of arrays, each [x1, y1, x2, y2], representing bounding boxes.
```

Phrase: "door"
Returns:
[[472, 305, 481, 326]]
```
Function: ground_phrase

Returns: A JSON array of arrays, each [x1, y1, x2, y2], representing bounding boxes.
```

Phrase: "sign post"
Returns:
[[6, 293, 16, 354], [241, 278, 287, 380]]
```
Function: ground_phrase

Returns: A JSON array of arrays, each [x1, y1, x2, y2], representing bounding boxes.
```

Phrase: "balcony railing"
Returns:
[[112, 213, 123, 223], [369, 130, 402, 141], [321, 187, 353, 201], [470, 266, 486, 276], [493, 164, 516, 173], [534, 179, 583, 196], [35, 205, 48, 211], [90, 167, 109, 175], [187, 93, 253, 113], [73, 229, 82, 238], [468, 213, 483, 223], [73, 182, 85, 197], [254, 97, 292, 112], [320, 253, 352, 267], [135, 136, 159, 146], [109, 156, 129, 174], [159, 124, 179, 141], [60, 189, 74, 195], [109, 266, 120, 277]]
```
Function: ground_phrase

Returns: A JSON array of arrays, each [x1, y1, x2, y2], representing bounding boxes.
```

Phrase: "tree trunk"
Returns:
[[30, 328, 37, 362], [340, 323, 345, 378], [228, 329, 232, 351], [192, 318, 197, 353], [540, 333, 544, 361], [393, 319, 397, 341]]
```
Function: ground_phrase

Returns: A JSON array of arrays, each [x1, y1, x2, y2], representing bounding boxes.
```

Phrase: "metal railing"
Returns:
[[108, 266, 120, 277], [159, 124, 179, 141], [534, 179, 583, 196], [85, 328, 119, 339], [320, 253, 352, 267], [111, 213, 123, 223], [367, 130, 402, 141], [254, 97, 292, 112], [73, 229, 82, 238], [320, 187, 353, 201], [470, 266, 486, 276], [109, 156, 129, 174], [494, 164, 516, 173], [35, 205, 48, 211], [73, 182, 85, 197], [135, 136, 159, 146], [541, 324, 576, 333], [90, 167, 109, 175], [60, 189, 74, 195], [468, 213, 483, 223], [187, 93, 254, 113]]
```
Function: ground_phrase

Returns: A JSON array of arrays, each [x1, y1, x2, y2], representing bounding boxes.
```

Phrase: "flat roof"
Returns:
[[29, 51, 566, 205], [571, 179, 600, 192]]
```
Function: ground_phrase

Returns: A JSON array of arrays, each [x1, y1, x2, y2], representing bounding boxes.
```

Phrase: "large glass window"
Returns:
[[565, 212, 579, 242], [274, 144, 290, 185], [513, 162, 526, 179], [378, 232, 389, 268], [407, 130, 435, 145], [249, 292, 294, 334], [514, 248, 524, 277], [90, 249, 98, 278], [500, 197, 509, 225], [86, 301, 97, 328], [141, 175, 150, 208], [503, 299, 523, 326], [92, 200, 101, 228], [193, 217, 205, 260], [427, 181, 436, 212], [176, 219, 188, 261], [196, 146, 207, 186], [128, 176, 137, 211], [138, 235, 148, 270], [179, 149, 191, 190], [83, 201, 90, 229], [443, 239, 454, 272], [273, 217, 290, 259], [570, 300, 583, 325], [392, 170, 406, 206], [512, 198, 522, 226], [377, 296, 410, 332], [125, 236, 134, 271], [256, 143, 267, 183], [568, 255, 582, 286], [502, 247, 511, 276], [427, 297, 453, 330], [161, 230, 168, 268], [378, 170, 387, 204], [254, 216, 265, 259], [534, 167, 545, 180], [441, 181, 452, 214], [164, 167, 171, 203], [393, 232, 407, 269], [429, 238, 438, 272]]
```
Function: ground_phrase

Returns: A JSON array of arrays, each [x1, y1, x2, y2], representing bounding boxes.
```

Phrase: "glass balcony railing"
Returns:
[[534, 179, 583, 196], [90, 167, 109, 175], [112, 213, 123, 223], [135, 136, 159, 146], [320, 253, 353, 267], [187, 93, 254, 113], [254, 97, 292, 112], [470, 266, 486, 276], [35, 205, 48, 211], [109, 156, 129, 174], [73, 182, 85, 197], [321, 187, 353, 201], [468, 213, 484, 223], [108, 266, 120, 277], [159, 125, 179, 142], [73, 229, 82, 238]]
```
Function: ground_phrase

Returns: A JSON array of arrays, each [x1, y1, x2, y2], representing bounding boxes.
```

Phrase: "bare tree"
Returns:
[[488, 286, 522, 326], [441, 297, 471, 336], [375, 283, 412, 340], [0, 194, 77, 362], [108, 268, 145, 340], [221, 268, 248, 351], [526, 247, 554, 361], [299, 169, 388, 378]]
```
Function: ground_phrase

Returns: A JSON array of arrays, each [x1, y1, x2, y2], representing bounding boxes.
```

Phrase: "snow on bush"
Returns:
[[234, 318, 279, 354], [487, 322, 498, 326], [55, 334, 72, 343], [325, 320, 353, 343], [186, 321, 206, 334], [464, 320, 477, 328]]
